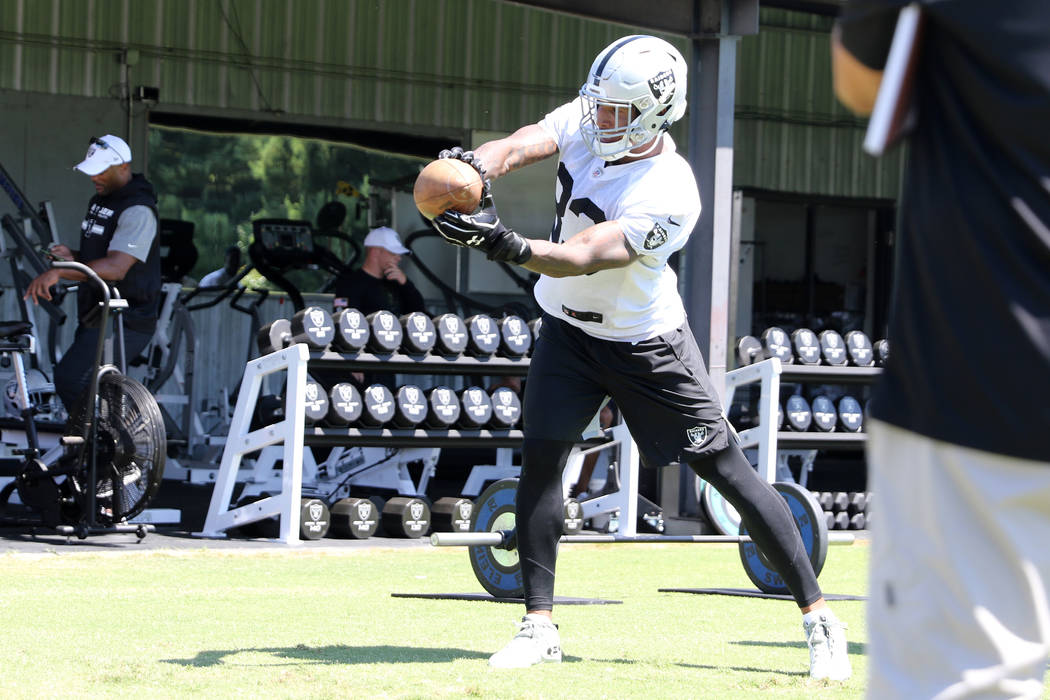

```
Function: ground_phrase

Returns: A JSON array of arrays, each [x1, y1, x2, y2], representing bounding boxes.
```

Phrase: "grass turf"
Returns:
[[0, 540, 869, 699]]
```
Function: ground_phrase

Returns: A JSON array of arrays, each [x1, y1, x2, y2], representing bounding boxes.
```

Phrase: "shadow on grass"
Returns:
[[578, 656, 809, 677], [162, 644, 490, 667], [735, 638, 867, 655]]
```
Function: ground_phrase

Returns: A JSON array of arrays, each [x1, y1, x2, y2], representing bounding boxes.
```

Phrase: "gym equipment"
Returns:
[[391, 385, 428, 428], [830, 492, 849, 513], [784, 395, 812, 432], [431, 496, 473, 533], [488, 387, 521, 429], [528, 317, 543, 346], [736, 335, 762, 366], [290, 306, 336, 350], [400, 312, 436, 355], [874, 338, 890, 366], [332, 308, 370, 352], [761, 327, 793, 364], [563, 497, 584, 534], [330, 496, 380, 539], [437, 478, 842, 598], [359, 384, 396, 427], [247, 218, 352, 312], [381, 496, 431, 538], [701, 480, 741, 536], [790, 328, 821, 365], [433, 313, 468, 356], [366, 310, 403, 353], [458, 386, 493, 428], [810, 395, 837, 432], [845, 330, 874, 367], [847, 492, 868, 515], [498, 315, 532, 357], [326, 383, 363, 426], [302, 380, 329, 424], [424, 386, 461, 429], [819, 330, 847, 366], [464, 314, 500, 356], [299, 497, 331, 539], [837, 396, 864, 432], [257, 318, 292, 355]]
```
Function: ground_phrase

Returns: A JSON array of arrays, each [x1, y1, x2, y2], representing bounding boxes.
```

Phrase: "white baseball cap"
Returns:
[[363, 226, 410, 255], [74, 134, 132, 176]]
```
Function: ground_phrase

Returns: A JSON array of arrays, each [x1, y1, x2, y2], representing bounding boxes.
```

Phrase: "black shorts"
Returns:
[[523, 314, 729, 468]]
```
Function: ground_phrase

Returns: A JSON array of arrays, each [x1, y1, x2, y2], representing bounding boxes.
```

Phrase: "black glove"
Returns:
[[431, 192, 532, 265], [438, 147, 490, 197]]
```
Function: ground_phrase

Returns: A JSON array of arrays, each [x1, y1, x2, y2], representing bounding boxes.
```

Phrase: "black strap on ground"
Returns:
[[658, 587, 866, 602]]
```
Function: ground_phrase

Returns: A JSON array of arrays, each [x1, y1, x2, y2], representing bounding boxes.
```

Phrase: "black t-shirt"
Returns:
[[838, 0, 1050, 461], [332, 268, 426, 317]]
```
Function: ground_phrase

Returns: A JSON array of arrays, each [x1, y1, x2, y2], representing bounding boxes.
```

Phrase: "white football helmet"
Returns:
[[3, 369, 67, 423], [579, 35, 688, 161]]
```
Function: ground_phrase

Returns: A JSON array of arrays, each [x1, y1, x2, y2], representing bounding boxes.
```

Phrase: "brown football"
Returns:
[[413, 158, 483, 220]]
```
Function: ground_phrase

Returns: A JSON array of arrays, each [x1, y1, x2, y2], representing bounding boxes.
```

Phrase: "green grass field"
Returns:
[[0, 540, 869, 699]]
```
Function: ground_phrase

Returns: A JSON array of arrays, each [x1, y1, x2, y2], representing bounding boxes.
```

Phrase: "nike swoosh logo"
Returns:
[[668, 217, 680, 226]]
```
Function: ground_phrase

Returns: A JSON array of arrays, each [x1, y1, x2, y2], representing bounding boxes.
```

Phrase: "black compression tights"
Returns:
[[516, 437, 823, 611], [687, 443, 823, 608]]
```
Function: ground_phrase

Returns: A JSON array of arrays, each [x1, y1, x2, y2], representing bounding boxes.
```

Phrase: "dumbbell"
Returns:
[[563, 497, 584, 534], [810, 395, 837, 432], [366, 310, 403, 353], [358, 383, 396, 427], [784, 395, 812, 431], [848, 512, 867, 530], [823, 510, 836, 531], [874, 338, 890, 366], [817, 491, 834, 511], [761, 327, 794, 364], [430, 497, 474, 533], [819, 329, 847, 366], [847, 492, 868, 515], [302, 380, 330, 425], [837, 396, 864, 432], [381, 496, 431, 538], [424, 386, 461, 429], [235, 495, 329, 540], [326, 383, 363, 427], [464, 314, 500, 357], [329, 496, 380, 539], [458, 386, 493, 428], [498, 315, 532, 357], [528, 317, 543, 350], [830, 491, 850, 513], [791, 328, 822, 365], [433, 313, 468, 356], [845, 330, 874, 366], [390, 384, 429, 428], [332, 308, 370, 352], [400, 312, 436, 355], [290, 306, 336, 350], [257, 318, 291, 355], [488, 386, 522, 429], [736, 335, 762, 366], [833, 511, 850, 530]]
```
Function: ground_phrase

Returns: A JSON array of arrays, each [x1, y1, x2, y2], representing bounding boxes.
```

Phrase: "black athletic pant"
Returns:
[[517, 435, 824, 611]]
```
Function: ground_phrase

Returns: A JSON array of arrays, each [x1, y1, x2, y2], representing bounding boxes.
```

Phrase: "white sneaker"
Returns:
[[804, 611, 851, 681], [488, 614, 563, 669]]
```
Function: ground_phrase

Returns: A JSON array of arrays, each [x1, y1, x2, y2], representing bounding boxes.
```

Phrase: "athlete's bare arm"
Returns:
[[521, 221, 637, 278], [474, 125, 558, 180]]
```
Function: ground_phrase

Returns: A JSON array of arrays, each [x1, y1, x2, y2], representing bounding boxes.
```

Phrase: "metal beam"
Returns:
[[505, 0, 759, 37]]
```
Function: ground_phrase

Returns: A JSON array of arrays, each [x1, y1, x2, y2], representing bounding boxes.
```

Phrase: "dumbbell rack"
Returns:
[[724, 358, 881, 483], [195, 344, 531, 544]]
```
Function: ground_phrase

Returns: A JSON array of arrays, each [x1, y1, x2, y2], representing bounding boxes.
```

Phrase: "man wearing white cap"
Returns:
[[332, 226, 425, 317], [24, 134, 161, 413]]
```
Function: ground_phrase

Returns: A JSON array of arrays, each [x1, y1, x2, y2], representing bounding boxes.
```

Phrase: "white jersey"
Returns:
[[533, 98, 702, 341]]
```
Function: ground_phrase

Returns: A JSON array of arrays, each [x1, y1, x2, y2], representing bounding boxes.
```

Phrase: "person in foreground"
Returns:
[[430, 35, 851, 679], [833, 1, 1050, 697]]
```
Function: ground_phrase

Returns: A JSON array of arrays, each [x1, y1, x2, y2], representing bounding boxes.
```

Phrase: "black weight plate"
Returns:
[[738, 482, 828, 594], [366, 310, 403, 353], [791, 328, 822, 365], [458, 386, 493, 428], [819, 330, 847, 366], [845, 330, 874, 366], [701, 479, 741, 536], [810, 395, 837, 432], [761, 326, 793, 364], [433, 313, 468, 356], [300, 497, 331, 540], [330, 497, 379, 539], [424, 386, 461, 428], [465, 314, 500, 356], [290, 306, 336, 350], [498, 315, 532, 357], [431, 497, 474, 533], [563, 498, 584, 534], [874, 338, 890, 366], [391, 384, 428, 428], [256, 318, 291, 355], [381, 496, 431, 538], [359, 383, 395, 427], [488, 387, 522, 428], [784, 395, 812, 432], [837, 395, 864, 433], [326, 383, 363, 426], [400, 312, 436, 355], [736, 335, 762, 366], [468, 478, 523, 598], [303, 380, 329, 424], [332, 308, 370, 352]]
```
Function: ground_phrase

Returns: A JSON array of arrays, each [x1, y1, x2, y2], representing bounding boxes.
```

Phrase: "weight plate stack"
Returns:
[[400, 312, 436, 355], [464, 314, 500, 357], [736, 335, 762, 366], [329, 497, 379, 539], [431, 496, 474, 533], [433, 313, 468, 356], [761, 327, 793, 364], [326, 382, 363, 426], [810, 395, 837, 432], [332, 308, 370, 352], [381, 496, 431, 538], [257, 318, 291, 355], [458, 386, 493, 428], [468, 478, 523, 598], [359, 383, 395, 427], [790, 328, 822, 365], [488, 387, 522, 429], [738, 482, 828, 594], [391, 384, 428, 428], [837, 395, 864, 432], [366, 310, 403, 354], [498, 315, 532, 357], [819, 330, 847, 366], [303, 380, 330, 424], [290, 306, 336, 351], [424, 386, 461, 429], [845, 330, 874, 366], [784, 395, 812, 432]]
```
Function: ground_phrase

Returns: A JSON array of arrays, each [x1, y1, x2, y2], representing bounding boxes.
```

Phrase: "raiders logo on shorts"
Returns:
[[643, 222, 668, 250]]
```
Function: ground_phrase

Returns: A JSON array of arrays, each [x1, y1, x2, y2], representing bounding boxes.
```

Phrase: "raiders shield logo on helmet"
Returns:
[[644, 222, 669, 250], [648, 68, 675, 104]]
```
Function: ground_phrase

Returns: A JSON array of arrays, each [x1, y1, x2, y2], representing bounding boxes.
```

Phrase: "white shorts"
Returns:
[[866, 419, 1050, 699]]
